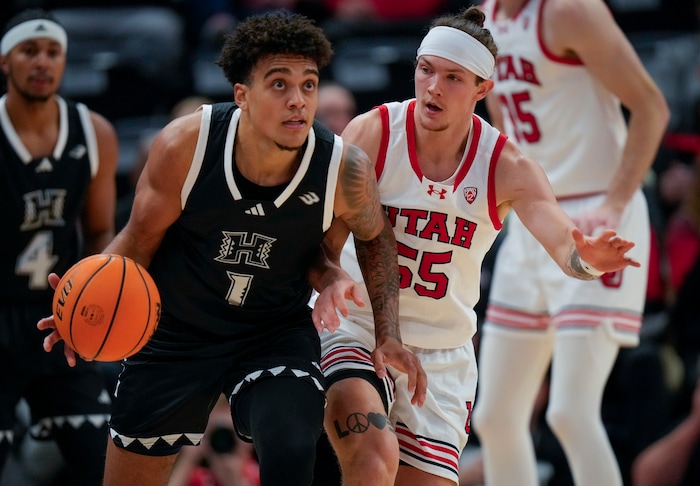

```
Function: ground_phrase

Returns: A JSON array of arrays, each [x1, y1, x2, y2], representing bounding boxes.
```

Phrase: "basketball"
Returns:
[[52, 254, 161, 362]]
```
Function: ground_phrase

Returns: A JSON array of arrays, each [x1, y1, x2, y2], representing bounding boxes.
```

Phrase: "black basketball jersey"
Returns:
[[148, 103, 342, 336], [0, 95, 98, 303]]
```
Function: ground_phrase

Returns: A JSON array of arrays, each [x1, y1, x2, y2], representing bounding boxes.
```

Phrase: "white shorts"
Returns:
[[487, 189, 650, 347], [320, 315, 477, 484]]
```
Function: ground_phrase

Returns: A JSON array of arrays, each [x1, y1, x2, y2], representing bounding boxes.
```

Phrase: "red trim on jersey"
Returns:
[[553, 308, 642, 333], [376, 104, 390, 180], [537, 0, 583, 65], [320, 346, 373, 372], [487, 133, 507, 230], [452, 114, 481, 191], [405, 100, 423, 181], [486, 304, 550, 330], [395, 424, 460, 474], [487, 305, 642, 334]]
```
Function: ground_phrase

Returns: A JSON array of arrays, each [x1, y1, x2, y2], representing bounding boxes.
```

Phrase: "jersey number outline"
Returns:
[[16, 231, 59, 290], [397, 242, 452, 299], [499, 91, 541, 143]]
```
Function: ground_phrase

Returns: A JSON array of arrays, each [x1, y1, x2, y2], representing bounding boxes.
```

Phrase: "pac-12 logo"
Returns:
[[464, 187, 477, 204]]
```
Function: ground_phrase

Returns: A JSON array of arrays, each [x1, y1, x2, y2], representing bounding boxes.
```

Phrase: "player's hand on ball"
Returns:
[[37, 272, 79, 368]]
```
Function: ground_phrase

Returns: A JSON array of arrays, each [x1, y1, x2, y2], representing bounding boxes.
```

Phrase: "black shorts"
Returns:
[[0, 302, 111, 439], [109, 311, 325, 455]]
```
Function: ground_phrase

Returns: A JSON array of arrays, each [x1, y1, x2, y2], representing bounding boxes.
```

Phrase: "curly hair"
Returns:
[[216, 11, 333, 87], [429, 6, 498, 75]]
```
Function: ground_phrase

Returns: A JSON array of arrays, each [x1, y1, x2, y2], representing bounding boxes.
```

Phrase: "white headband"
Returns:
[[416, 26, 494, 80], [1, 19, 67, 56]]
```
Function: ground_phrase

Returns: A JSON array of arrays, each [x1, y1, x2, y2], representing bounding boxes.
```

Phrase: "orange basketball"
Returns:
[[52, 254, 161, 362]]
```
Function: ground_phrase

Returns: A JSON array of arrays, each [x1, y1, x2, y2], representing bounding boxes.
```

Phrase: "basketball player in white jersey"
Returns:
[[473, 1, 669, 485], [310, 6, 645, 486]]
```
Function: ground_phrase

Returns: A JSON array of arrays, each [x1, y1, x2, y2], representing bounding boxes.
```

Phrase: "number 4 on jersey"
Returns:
[[16, 231, 59, 290]]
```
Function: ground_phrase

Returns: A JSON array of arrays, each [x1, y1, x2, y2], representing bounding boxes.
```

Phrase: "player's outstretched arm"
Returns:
[[334, 143, 427, 407], [497, 141, 639, 281], [102, 112, 199, 266], [38, 111, 201, 366]]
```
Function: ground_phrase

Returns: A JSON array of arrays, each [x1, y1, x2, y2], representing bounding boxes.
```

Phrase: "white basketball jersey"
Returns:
[[341, 99, 506, 349], [482, 0, 627, 197]]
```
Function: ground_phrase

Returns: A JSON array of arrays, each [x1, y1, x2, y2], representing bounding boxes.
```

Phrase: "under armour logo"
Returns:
[[299, 192, 320, 205], [427, 185, 447, 199], [245, 203, 265, 216], [464, 187, 477, 204]]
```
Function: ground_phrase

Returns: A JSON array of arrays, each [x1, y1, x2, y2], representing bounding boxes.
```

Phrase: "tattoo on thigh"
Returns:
[[333, 412, 394, 439]]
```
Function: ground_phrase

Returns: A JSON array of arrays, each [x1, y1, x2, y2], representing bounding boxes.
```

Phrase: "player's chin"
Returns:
[[275, 140, 305, 152]]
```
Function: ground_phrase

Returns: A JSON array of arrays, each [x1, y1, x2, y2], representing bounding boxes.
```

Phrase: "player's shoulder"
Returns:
[[151, 110, 203, 160], [86, 109, 117, 140], [543, 0, 612, 33], [496, 138, 533, 171], [341, 107, 382, 146]]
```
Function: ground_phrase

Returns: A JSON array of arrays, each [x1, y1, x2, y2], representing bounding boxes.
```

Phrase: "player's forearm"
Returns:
[[564, 245, 601, 281], [307, 240, 344, 293], [605, 94, 669, 211], [83, 228, 115, 257], [354, 218, 401, 344]]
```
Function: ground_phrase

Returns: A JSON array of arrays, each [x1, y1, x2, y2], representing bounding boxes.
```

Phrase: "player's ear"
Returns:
[[233, 83, 248, 110], [475, 78, 494, 101]]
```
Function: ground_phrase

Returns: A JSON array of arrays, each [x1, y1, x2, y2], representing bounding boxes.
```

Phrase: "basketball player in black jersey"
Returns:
[[0, 8, 118, 485], [38, 11, 426, 486]]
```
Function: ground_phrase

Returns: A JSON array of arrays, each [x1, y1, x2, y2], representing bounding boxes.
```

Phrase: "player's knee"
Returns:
[[344, 433, 399, 483], [471, 403, 501, 437], [545, 406, 578, 439], [257, 427, 319, 484]]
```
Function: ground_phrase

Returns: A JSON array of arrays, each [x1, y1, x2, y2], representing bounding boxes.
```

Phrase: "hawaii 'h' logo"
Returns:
[[216, 231, 276, 307], [216, 231, 276, 268], [21, 189, 67, 230]]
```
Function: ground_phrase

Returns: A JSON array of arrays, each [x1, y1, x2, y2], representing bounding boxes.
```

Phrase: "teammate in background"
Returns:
[[473, 1, 670, 485], [39, 11, 425, 486], [312, 6, 643, 485], [0, 8, 118, 485], [317, 82, 356, 135]]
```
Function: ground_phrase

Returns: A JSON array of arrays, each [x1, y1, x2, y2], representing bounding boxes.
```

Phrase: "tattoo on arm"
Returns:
[[566, 247, 599, 281], [341, 144, 401, 343], [339, 145, 384, 240], [355, 223, 401, 342]]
